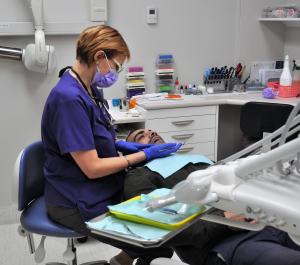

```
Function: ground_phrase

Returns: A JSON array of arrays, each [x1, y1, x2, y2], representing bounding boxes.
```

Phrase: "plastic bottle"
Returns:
[[187, 84, 193, 94], [280, 55, 292, 86], [293, 60, 300, 82], [174, 77, 180, 94], [293, 60, 300, 93], [184, 85, 188, 94], [180, 85, 184, 94], [192, 84, 197, 94]]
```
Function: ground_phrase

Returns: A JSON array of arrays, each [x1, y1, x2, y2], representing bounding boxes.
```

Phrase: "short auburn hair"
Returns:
[[76, 25, 130, 66]]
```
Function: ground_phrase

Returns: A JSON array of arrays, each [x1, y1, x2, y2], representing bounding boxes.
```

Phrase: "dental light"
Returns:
[[0, 0, 56, 73]]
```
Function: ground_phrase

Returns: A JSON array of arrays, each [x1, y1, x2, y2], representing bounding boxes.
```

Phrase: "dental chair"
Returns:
[[150, 102, 300, 265], [14, 141, 108, 265]]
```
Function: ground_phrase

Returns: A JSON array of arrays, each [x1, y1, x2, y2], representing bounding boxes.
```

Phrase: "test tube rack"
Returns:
[[204, 77, 240, 93]]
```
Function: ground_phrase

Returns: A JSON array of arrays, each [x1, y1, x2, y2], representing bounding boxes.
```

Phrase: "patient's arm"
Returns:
[[123, 163, 210, 200], [224, 211, 257, 225], [123, 167, 168, 200]]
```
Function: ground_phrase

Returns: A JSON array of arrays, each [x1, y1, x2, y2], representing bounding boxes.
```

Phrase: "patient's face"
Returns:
[[127, 129, 165, 144]]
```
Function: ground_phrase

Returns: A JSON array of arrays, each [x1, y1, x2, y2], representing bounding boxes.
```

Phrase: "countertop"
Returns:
[[137, 92, 300, 110], [108, 92, 300, 123]]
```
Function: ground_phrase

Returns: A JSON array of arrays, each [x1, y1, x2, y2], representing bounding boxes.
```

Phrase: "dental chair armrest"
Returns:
[[201, 213, 265, 231]]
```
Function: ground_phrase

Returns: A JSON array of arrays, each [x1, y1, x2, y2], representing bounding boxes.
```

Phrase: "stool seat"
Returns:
[[21, 196, 82, 238]]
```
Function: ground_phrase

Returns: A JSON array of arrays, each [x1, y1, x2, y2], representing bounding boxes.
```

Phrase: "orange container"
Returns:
[[278, 81, 300, 98], [267, 81, 279, 90], [128, 98, 137, 109]]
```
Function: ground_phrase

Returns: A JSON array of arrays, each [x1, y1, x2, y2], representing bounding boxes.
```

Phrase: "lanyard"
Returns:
[[68, 67, 113, 130]]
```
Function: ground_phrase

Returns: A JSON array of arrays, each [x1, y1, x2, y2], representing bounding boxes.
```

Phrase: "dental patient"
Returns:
[[112, 129, 300, 265], [111, 129, 237, 265], [123, 128, 212, 200]]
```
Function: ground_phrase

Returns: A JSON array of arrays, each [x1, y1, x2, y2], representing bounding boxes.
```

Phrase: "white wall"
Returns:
[[0, 0, 239, 219], [285, 27, 300, 60], [0, 0, 293, 223], [0, 35, 77, 219], [105, 0, 239, 99], [238, 0, 300, 73], [284, 0, 300, 60], [237, 0, 286, 74]]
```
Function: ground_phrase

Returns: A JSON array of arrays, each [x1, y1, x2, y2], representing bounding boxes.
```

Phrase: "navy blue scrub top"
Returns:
[[41, 71, 124, 221]]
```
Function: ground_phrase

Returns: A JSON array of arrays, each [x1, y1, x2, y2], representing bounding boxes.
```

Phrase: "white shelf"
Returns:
[[0, 22, 105, 36], [259, 18, 300, 27]]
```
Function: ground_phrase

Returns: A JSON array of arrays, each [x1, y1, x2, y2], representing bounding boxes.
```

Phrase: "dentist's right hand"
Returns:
[[143, 142, 182, 161]]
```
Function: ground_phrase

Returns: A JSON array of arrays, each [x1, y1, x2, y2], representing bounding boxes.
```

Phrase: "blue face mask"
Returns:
[[91, 53, 119, 88]]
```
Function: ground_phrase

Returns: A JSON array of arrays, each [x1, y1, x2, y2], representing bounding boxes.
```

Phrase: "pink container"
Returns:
[[278, 81, 300, 98]]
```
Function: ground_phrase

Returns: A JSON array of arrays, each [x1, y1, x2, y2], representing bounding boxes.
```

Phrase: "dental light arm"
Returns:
[[28, 0, 43, 29], [147, 101, 300, 245], [0, 0, 55, 73]]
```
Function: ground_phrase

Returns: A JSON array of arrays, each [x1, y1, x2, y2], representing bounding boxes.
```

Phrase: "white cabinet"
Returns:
[[145, 106, 218, 161], [159, 129, 215, 144]]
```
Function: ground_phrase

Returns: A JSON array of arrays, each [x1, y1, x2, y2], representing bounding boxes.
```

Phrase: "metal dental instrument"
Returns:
[[102, 222, 145, 239]]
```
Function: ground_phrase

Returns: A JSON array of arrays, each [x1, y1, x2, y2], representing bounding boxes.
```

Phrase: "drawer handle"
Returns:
[[177, 147, 194, 153], [171, 134, 194, 140], [172, 120, 194, 126]]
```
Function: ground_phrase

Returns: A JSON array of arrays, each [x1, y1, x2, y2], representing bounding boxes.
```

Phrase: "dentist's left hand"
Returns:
[[143, 142, 183, 161], [115, 140, 154, 154]]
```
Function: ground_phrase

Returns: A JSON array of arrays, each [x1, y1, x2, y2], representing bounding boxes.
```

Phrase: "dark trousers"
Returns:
[[46, 203, 173, 262], [231, 228, 300, 265], [122, 163, 234, 265], [47, 203, 232, 265], [121, 163, 233, 264], [46, 163, 232, 265]]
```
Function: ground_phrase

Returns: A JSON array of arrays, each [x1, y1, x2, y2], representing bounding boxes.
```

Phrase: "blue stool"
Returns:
[[15, 141, 108, 265]]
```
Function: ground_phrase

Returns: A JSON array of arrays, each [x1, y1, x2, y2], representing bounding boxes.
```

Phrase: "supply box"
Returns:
[[126, 66, 146, 98], [156, 54, 175, 93]]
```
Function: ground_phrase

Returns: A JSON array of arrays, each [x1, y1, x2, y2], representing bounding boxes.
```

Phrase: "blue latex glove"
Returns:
[[143, 143, 182, 161], [115, 140, 154, 154]]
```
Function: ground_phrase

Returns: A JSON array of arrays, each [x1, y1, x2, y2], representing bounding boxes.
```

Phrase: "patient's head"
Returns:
[[126, 129, 165, 144]]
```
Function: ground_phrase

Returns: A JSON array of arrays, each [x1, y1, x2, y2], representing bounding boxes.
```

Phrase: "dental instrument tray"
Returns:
[[108, 189, 208, 230], [86, 189, 212, 247]]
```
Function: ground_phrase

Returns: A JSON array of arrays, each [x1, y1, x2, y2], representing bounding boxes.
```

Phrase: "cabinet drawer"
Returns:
[[160, 129, 216, 144], [146, 115, 216, 133], [146, 106, 217, 119], [177, 142, 215, 159]]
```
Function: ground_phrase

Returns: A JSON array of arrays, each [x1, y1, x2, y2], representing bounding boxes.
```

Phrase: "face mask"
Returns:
[[91, 53, 119, 88]]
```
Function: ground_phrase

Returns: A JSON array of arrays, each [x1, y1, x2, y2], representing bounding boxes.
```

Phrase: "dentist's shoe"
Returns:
[[109, 257, 121, 265], [109, 251, 133, 265]]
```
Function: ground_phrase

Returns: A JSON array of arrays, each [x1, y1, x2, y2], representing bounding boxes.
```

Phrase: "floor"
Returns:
[[0, 223, 180, 265], [0, 223, 120, 265]]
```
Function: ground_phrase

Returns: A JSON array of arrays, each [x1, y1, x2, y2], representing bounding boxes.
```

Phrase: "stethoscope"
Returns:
[[59, 66, 114, 130]]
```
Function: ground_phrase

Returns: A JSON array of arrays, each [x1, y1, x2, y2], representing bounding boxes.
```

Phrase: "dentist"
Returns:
[[41, 25, 181, 265]]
